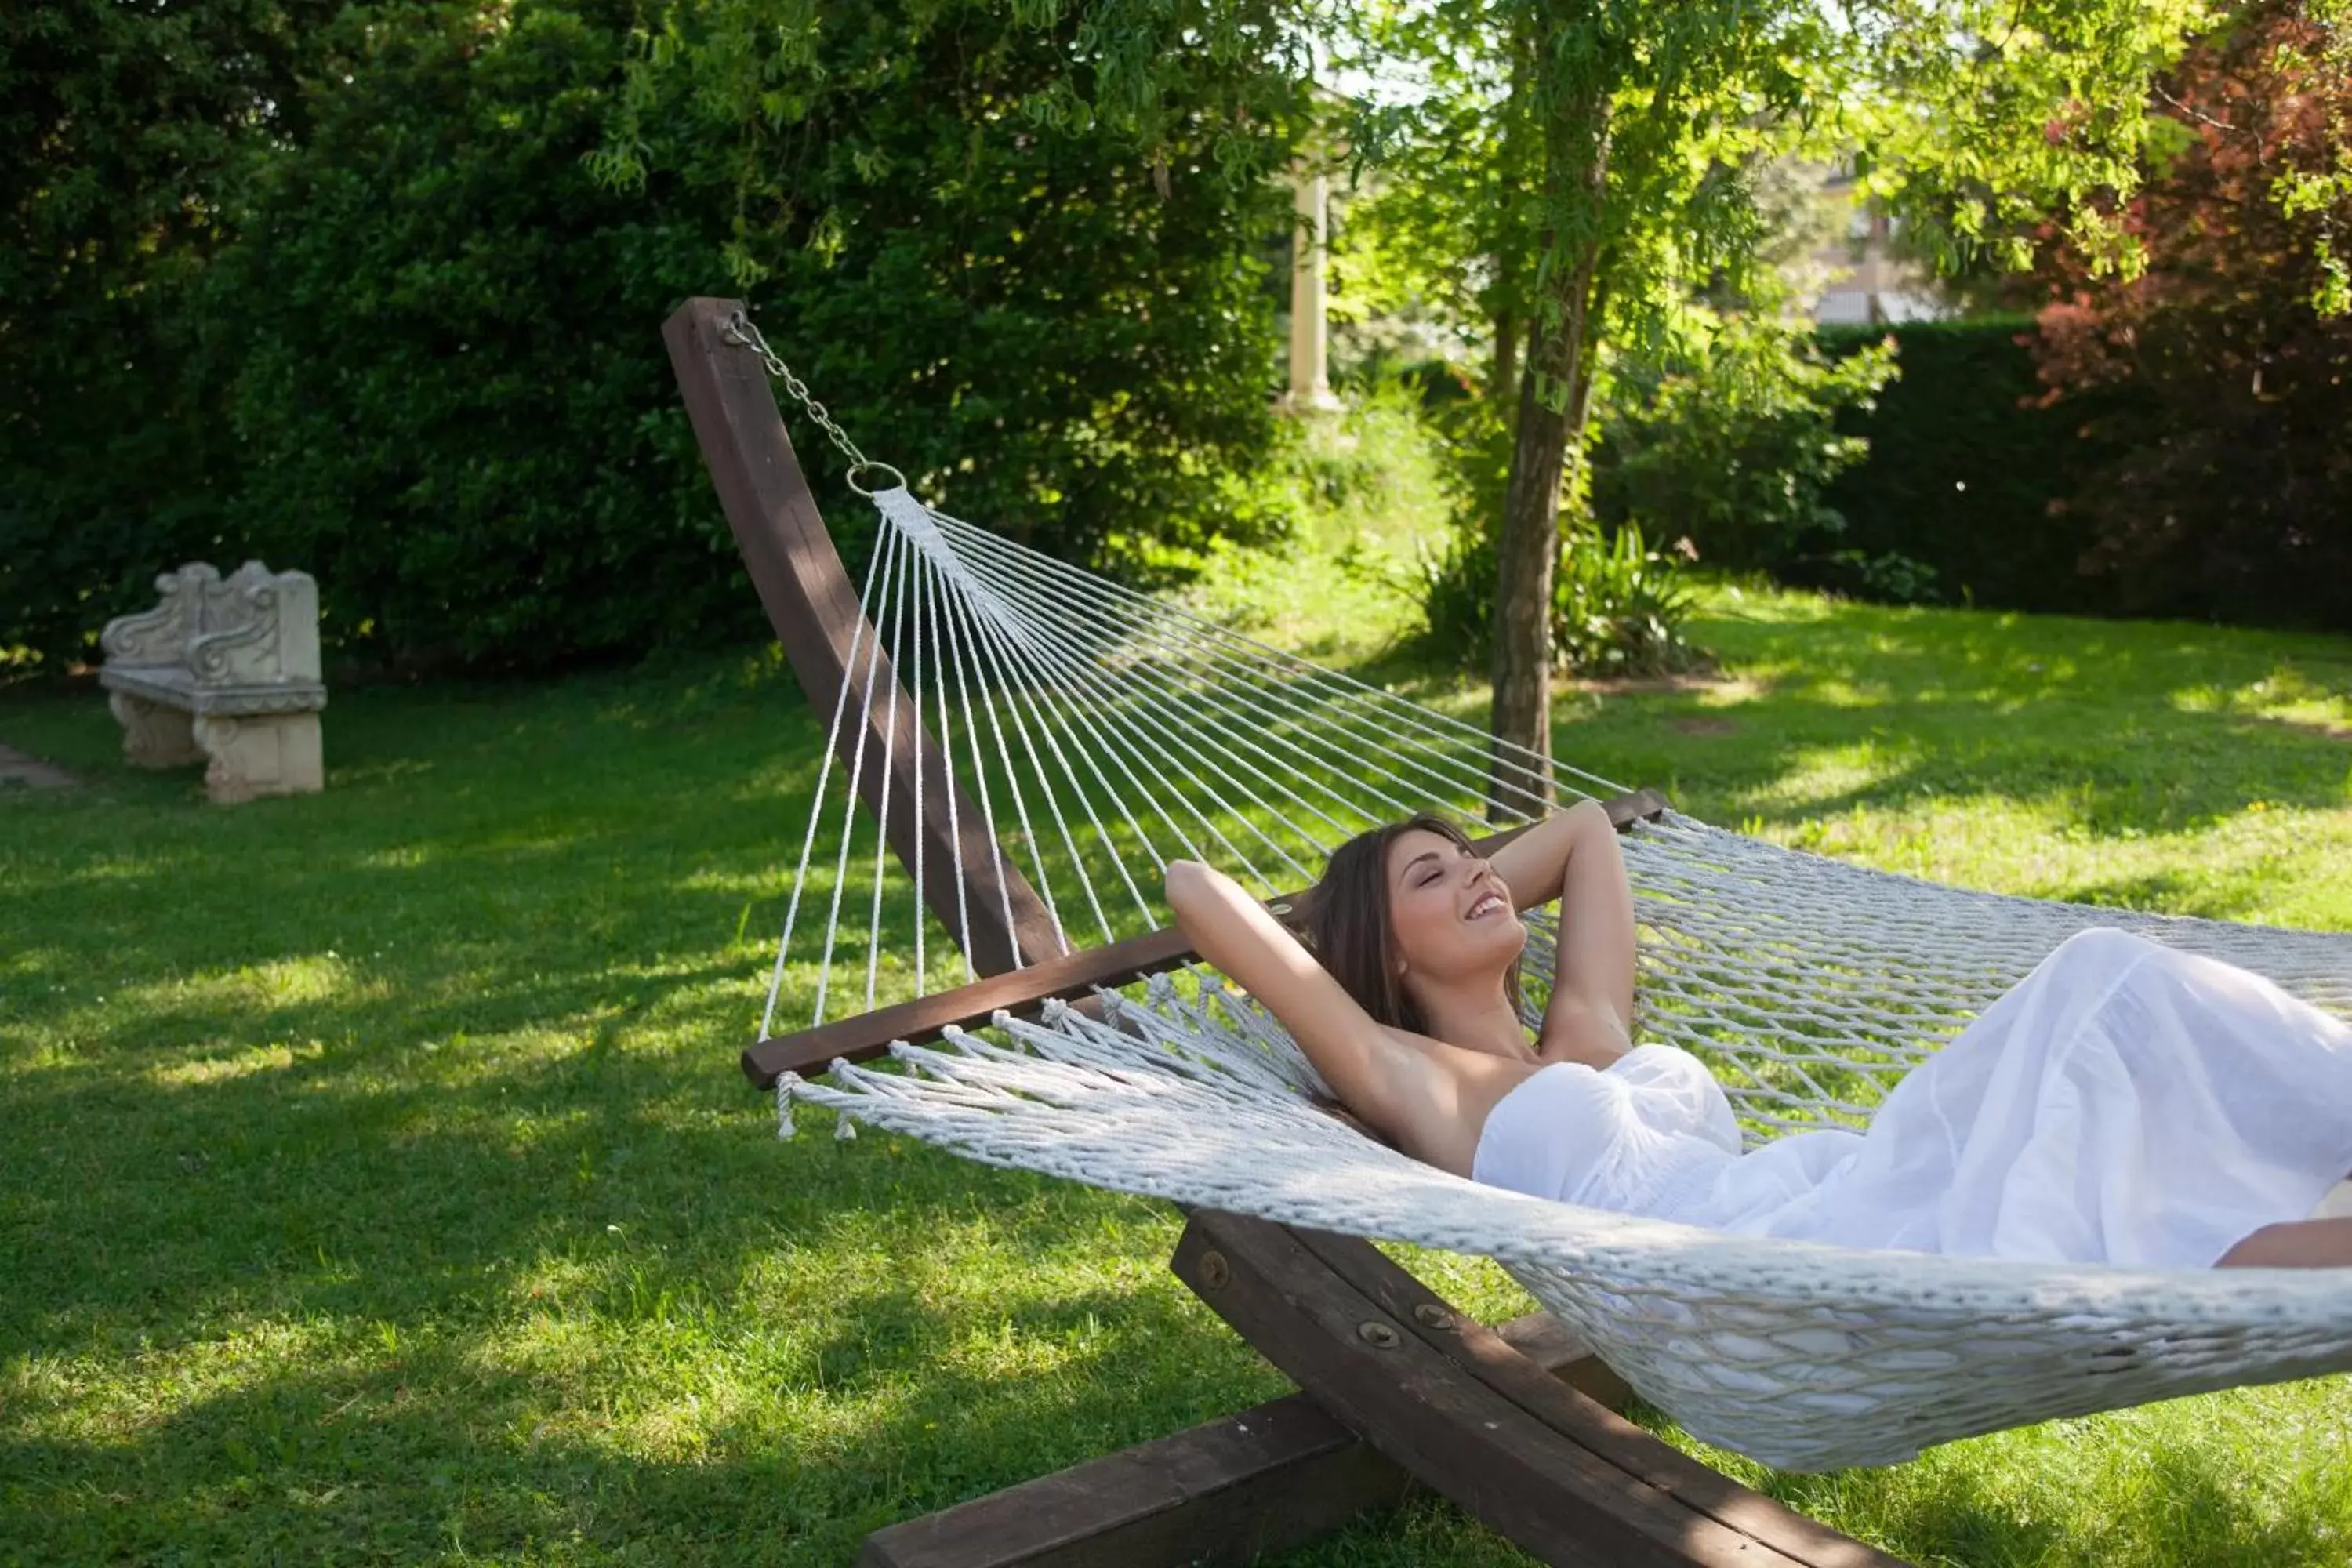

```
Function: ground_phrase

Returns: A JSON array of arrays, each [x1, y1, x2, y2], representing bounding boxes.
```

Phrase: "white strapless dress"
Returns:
[[1470, 927, 2352, 1270]]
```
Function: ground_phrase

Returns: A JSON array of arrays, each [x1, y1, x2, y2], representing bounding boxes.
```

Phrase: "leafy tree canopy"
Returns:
[[2031, 0, 2352, 629], [609, 0, 2230, 775]]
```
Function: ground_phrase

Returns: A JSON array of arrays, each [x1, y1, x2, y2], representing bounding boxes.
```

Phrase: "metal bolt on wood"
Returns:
[[1357, 1321, 1401, 1349], [1414, 1303, 1455, 1330], [1198, 1250, 1231, 1290]]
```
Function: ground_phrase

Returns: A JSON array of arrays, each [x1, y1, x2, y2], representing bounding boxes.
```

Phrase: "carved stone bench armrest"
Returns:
[[98, 560, 327, 802], [100, 566, 203, 665]]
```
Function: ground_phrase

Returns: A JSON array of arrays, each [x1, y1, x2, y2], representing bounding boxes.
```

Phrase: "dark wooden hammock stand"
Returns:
[[667, 296, 1905, 1568]]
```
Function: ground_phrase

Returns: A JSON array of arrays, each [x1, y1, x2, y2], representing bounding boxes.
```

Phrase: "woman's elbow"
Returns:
[[1164, 858, 1210, 913], [1565, 796, 1613, 834]]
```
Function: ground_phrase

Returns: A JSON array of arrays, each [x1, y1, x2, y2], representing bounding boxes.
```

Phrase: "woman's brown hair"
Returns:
[[1304, 812, 1524, 1036]]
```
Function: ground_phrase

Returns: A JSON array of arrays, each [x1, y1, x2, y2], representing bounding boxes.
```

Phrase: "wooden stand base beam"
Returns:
[[861, 1310, 1624, 1568], [1174, 1217, 1908, 1568], [862, 1218, 1901, 1568]]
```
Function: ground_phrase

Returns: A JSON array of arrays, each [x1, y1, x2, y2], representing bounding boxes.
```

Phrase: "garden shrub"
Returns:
[[1809, 2, 2351, 637], [1402, 380, 1703, 681], [1388, 316, 2136, 625], [201, 0, 744, 668], [3, 0, 1299, 671], [0, 0, 345, 669], [1814, 318, 2130, 613], [1392, 372, 1704, 678], [1405, 514, 1700, 678], [1591, 314, 1894, 579]]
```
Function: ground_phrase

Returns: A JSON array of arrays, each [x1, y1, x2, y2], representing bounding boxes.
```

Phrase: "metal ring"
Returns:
[[846, 462, 907, 497]]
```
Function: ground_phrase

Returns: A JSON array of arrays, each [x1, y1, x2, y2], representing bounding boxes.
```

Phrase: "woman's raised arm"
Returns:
[[1489, 800, 1635, 1069], [1164, 858, 1492, 1159]]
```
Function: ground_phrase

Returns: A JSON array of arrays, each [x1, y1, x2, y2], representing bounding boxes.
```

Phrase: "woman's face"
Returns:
[[1381, 827, 1525, 993]]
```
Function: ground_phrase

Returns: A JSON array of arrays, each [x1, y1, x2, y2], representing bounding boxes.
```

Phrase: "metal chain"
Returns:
[[721, 309, 904, 493]]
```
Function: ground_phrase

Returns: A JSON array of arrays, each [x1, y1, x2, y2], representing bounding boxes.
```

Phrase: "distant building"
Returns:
[[1804, 165, 1949, 326]]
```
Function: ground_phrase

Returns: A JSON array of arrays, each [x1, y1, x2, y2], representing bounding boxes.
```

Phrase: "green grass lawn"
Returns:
[[5, 569, 2351, 1566]]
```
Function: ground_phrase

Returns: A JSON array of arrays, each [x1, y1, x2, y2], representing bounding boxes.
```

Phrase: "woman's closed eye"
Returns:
[[1406, 847, 1471, 891]]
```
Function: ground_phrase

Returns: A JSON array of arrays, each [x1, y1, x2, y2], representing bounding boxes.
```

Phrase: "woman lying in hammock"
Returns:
[[1165, 801, 2352, 1271]]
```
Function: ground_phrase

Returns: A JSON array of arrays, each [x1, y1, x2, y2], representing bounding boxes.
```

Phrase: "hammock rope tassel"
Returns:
[[775, 1070, 803, 1140]]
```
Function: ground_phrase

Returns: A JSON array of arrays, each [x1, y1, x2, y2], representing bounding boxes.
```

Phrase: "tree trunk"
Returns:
[[1491, 313, 1520, 402], [1486, 82, 1611, 817], [1486, 16, 1531, 413]]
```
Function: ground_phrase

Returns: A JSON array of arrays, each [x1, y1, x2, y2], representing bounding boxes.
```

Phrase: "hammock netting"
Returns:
[[763, 479, 2352, 1472]]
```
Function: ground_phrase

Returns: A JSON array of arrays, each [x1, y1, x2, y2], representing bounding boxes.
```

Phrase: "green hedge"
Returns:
[[0, 0, 335, 672], [1809, 318, 2142, 614], [2, 0, 1297, 673]]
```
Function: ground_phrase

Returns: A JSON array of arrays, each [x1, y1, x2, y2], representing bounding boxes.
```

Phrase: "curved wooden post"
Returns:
[[663, 297, 1063, 985]]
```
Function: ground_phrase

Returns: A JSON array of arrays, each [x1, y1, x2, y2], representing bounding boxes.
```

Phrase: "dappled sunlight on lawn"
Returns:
[[150, 1039, 329, 1091], [4, 578, 2350, 1566], [5, 1314, 361, 1450], [1534, 584, 2352, 920], [127, 951, 376, 1022], [1719, 738, 1927, 816], [2171, 664, 2352, 734]]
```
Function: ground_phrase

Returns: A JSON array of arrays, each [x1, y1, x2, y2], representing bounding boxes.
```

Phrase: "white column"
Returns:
[[1283, 161, 1341, 412]]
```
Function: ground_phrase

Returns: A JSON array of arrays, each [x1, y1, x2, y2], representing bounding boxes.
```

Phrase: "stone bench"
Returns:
[[100, 561, 327, 804]]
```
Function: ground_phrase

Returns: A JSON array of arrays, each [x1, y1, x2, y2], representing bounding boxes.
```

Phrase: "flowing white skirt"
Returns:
[[1665, 927, 2352, 1269]]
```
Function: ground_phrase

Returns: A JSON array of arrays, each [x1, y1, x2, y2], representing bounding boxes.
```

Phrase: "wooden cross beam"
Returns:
[[865, 1214, 1904, 1568]]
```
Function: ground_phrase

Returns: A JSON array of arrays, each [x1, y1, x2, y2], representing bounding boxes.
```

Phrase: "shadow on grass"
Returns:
[[3, 1012, 1260, 1562], [0, 1272, 1240, 1563], [5, 604, 2350, 1566]]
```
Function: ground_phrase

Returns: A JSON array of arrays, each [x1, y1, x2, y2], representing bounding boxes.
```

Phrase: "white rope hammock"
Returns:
[[766, 481, 2352, 1472]]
